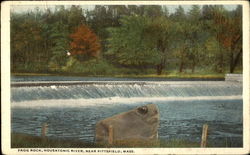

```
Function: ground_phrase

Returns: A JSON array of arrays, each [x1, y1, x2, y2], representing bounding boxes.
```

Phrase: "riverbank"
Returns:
[[12, 133, 200, 148], [12, 72, 226, 79]]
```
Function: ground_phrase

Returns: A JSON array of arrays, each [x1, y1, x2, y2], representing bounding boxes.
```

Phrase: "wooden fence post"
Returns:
[[108, 125, 114, 145], [201, 124, 208, 147], [42, 123, 48, 138]]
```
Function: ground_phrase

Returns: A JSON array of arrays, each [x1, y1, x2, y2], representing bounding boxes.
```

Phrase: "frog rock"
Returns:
[[95, 104, 159, 143]]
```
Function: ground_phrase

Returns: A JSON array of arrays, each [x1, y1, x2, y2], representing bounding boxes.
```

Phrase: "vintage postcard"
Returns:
[[1, 0, 249, 154]]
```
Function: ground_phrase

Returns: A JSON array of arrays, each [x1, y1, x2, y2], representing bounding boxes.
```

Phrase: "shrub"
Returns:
[[62, 57, 118, 75]]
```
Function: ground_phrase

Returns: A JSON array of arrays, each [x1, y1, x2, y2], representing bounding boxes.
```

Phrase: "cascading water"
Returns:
[[11, 79, 243, 147], [11, 81, 241, 102]]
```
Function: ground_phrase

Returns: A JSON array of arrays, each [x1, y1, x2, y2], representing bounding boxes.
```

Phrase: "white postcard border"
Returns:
[[1, 1, 249, 154]]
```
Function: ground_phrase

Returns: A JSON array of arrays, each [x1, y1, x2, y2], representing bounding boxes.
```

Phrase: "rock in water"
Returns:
[[95, 104, 159, 143]]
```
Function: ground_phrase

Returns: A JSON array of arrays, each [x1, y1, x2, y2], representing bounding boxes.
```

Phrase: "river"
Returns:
[[11, 76, 242, 147]]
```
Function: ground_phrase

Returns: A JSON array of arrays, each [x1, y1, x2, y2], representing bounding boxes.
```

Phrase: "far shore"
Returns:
[[11, 72, 227, 79]]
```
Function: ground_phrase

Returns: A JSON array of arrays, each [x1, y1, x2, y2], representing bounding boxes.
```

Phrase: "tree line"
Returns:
[[11, 5, 242, 75]]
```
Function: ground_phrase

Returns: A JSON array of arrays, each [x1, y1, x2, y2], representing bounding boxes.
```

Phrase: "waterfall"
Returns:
[[11, 81, 242, 103]]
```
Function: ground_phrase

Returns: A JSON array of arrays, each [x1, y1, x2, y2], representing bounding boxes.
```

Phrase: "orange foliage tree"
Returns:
[[70, 24, 101, 61], [212, 7, 242, 73]]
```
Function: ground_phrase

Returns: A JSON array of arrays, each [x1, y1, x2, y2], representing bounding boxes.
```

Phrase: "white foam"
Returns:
[[50, 85, 57, 89], [11, 95, 242, 108]]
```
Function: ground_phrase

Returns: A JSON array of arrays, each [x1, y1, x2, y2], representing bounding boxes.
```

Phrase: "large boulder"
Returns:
[[95, 104, 159, 144]]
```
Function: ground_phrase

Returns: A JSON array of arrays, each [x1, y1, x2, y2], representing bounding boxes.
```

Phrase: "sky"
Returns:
[[11, 4, 238, 14]]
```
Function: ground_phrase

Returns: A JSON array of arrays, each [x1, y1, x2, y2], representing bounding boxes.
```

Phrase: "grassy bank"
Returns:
[[11, 133, 101, 148], [11, 72, 226, 79], [12, 133, 200, 148]]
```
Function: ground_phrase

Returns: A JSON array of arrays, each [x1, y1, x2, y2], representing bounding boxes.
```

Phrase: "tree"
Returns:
[[106, 15, 161, 71], [143, 5, 164, 18], [186, 5, 204, 73], [204, 36, 222, 71], [10, 4, 242, 75], [11, 11, 44, 72], [221, 6, 242, 73], [228, 5, 242, 73], [86, 5, 113, 56], [107, 13, 175, 74], [48, 22, 70, 71], [144, 15, 175, 75], [68, 5, 86, 32], [209, 5, 242, 73], [171, 6, 189, 73], [69, 24, 101, 61]]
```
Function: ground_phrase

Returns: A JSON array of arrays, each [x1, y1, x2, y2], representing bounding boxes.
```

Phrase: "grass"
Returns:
[[12, 133, 200, 148], [12, 72, 226, 79], [11, 133, 102, 148], [12, 73, 56, 76], [113, 73, 225, 79]]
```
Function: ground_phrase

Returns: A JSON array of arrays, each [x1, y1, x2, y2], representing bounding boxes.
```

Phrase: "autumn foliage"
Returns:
[[70, 25, 101, 60], [11, 5, 242, 74]]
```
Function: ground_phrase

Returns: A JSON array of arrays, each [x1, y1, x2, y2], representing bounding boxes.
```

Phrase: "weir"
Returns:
[[11, 80, 230, 87], [11, 81, 242, 102], [11, 81, 149, 87], [225, 74, 242, 82]]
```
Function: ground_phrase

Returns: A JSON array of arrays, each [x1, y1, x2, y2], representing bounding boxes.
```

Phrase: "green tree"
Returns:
[[186, 5, 204, 73], [107, 15, 161, 72], [48, 22, 70, 71], [171, 6, 189, 73], [68, 5, 86, 32], [144, 15, 175, 74], [11, 11, 44, 72], [86, 5, 113, 55], [143, 5, 164, 18], [204, 36, 222, 71], [107, 13, 174, 74]]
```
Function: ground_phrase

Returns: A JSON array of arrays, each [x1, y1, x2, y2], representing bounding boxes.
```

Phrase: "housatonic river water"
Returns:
[[11, 76, 243, 147]]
